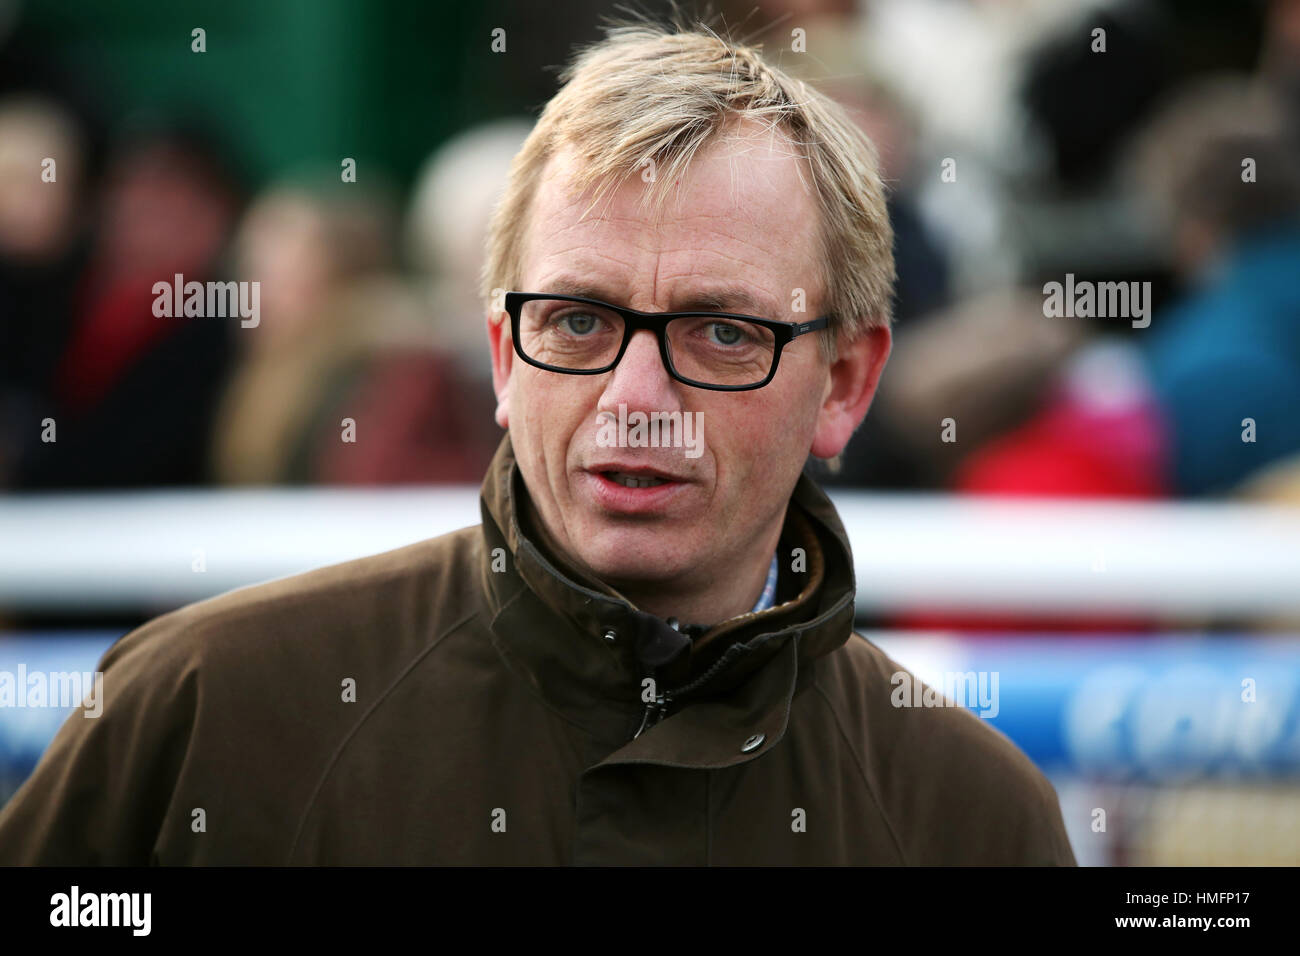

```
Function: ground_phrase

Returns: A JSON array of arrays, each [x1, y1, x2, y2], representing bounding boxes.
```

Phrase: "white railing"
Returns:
[[1, 488, 1299, 615]]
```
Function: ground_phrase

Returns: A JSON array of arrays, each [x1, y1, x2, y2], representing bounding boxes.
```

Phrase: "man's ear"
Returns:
[[809, 324, 892, 459], [487, 309, 513, 429]]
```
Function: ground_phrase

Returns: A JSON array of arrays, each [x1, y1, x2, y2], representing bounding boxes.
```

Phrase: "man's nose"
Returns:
[[599, 328, 680, 412]]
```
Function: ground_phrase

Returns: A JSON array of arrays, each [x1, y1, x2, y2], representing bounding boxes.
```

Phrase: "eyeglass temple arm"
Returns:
[[790, 316, 831, 338]]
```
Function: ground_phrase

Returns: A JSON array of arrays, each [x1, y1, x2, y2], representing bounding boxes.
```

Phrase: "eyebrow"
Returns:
[[538, 276, 781, 319]]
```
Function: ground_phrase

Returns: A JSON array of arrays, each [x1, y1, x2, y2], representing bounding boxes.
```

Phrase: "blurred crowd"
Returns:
[[1, 0, 1298, 503], [0, 10, 512, 489], [776, 0, 1300, 510]]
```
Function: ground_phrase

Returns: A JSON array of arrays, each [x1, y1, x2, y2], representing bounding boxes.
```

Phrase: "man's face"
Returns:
[[489, 122, 882, 600]]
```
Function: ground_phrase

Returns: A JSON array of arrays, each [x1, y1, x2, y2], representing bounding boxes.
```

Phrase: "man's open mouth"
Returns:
[[603, 471, 672, 488]]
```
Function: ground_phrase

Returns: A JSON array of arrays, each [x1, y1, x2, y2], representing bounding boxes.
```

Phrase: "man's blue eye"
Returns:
[[707, 322, 746, 346], [557, 312, 600, 335]]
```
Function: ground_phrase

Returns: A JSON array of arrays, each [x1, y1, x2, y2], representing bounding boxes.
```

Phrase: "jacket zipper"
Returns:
[[630, 645, 743, 740], [633, 684, 672, 739]]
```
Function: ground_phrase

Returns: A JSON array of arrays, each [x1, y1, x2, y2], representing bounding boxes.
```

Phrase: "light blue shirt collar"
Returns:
[[750, 552, 779, 614]]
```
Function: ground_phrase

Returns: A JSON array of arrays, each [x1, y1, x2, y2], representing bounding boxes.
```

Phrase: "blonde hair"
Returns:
[[480, 19, 895, 357]]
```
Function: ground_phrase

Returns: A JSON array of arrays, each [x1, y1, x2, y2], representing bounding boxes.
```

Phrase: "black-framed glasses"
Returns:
[[503, 292, 830, 391]]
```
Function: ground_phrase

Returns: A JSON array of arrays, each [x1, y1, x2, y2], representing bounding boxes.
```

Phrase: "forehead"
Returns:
[[520, 121, 822, 315]]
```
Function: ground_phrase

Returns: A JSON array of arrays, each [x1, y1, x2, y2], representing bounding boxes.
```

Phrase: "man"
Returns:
[[0, 22, 1076, 865]]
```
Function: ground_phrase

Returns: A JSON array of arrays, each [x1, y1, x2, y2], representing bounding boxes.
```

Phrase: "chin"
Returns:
[[573, 525, 696, 584]]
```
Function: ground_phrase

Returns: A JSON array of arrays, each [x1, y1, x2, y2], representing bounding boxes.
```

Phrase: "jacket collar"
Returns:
[[477, 434, 857, 763]]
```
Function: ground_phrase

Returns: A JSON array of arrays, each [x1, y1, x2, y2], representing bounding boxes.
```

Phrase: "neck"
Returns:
[[612, 530, 781, 626], [518, 494, 786, 628]]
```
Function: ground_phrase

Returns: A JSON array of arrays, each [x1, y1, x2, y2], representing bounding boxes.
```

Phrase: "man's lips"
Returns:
[[580, 463, 693, 513], [584, 461, 690, 484]]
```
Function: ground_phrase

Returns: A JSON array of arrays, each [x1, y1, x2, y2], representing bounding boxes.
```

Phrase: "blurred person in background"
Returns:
[[210, 177, 390, 484], [857, 0, 1086, 293], [300, 276, 500, 486], [405, 118, 533, 382], [212, 174, 498, 485], [869, 288, 1088, 492], [820, 68, 957, 489], [952, 338, 1167, 500], [0, 96, 89, 486], [1130, 76, 1300, 497], [8, 120, 243, 488]]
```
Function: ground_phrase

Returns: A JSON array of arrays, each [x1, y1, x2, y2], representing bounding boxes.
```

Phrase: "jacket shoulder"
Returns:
[[119, 526, 486, 675], [0, 527, 487, 864], [811, 633, 1077, 865]]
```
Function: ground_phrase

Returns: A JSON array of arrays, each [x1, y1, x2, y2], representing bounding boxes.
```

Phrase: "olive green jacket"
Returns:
[[0, 437, 1076, 865]]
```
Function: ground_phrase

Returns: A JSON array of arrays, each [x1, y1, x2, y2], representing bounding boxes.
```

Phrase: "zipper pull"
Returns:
[[633, 690, 672, 739]]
